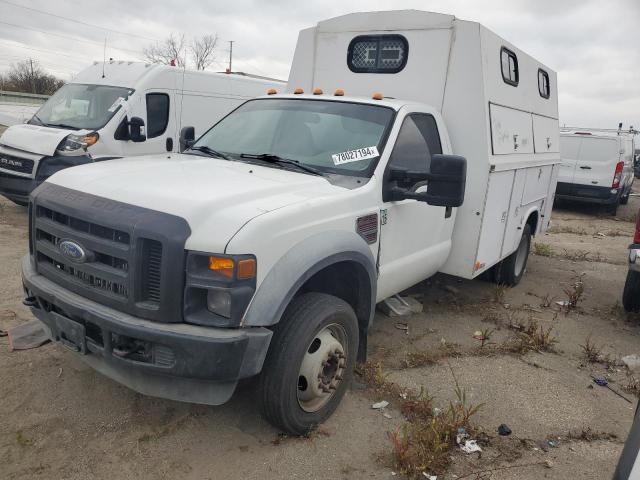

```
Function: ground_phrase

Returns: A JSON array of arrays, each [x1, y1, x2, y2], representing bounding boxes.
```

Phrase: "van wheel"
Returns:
[[493, 224, 531, 286], [620, 191, 630, 205], [623, 270, 640, 313], [259, 292, 358, 435]]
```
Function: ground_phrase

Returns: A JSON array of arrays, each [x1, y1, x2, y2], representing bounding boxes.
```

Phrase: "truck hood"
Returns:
[[0, 123, 89, 156], [45, 154, 346, 251]]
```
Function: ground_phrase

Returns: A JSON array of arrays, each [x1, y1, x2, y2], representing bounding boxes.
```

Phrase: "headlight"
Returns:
[[57, 132, 99, 155], [184, 252, 257, 327]]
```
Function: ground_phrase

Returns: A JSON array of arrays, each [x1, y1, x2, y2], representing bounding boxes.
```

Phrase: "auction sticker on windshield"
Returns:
[[331, 146, 379, 166]]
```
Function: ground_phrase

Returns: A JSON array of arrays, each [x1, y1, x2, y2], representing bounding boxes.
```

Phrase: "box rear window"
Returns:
[[347, 35, 408, 74]]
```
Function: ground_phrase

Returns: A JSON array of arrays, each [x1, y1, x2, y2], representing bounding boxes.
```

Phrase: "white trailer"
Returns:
[[21, 11, 559, 434], [0, 61, 283, 205], [288, 10, 560, 281]]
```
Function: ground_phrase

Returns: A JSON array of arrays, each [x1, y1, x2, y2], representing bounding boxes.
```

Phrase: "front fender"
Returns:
[[242, 230, 377, 328]]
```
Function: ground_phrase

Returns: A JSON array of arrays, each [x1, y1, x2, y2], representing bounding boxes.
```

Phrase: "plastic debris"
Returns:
[[456, 427, 469, 445], [497, 424, 512, 436], [555, 300, 569, 307], [395, 322, 409, 335], [383, 412, 393, 419], [473, 330, 484, 340], [593, 377, 608, 387], [372, 400, 389, 410], [547, 440, 558, 448], [460, 440, 482, 454], [432, 407, 442, 417], [622, 354, 640, 371], [422, 473, 437, 480]]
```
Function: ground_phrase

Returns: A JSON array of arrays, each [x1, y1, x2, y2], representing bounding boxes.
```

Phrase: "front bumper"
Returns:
[[555, 182, 620, 205], [21, 256, 272, 405], [0, 172, 38, 204]]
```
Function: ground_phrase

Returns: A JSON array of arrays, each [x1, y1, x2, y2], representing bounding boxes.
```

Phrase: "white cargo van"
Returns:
[[21, 11, 559, 434], [557, 128, 636, 214], [0, 61, 283, 205]]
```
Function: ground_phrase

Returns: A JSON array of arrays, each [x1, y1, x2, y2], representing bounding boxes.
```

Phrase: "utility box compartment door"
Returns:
[[522, 165, 554, 204], [489, 104, 534, 155], [532, 114, 559, 153], [501, 169, 527, 258], [475, 170, 514, 273]]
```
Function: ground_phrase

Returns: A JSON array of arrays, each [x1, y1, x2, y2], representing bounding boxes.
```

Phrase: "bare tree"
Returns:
[[3, 59, 64, 95], [143, 33, 186, 67], [191, 34, 218, 70]]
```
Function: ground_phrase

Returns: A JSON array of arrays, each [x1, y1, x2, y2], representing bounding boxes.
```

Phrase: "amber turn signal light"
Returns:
[[237, 259, 257, 279], [371, 92, 383, 100], [293, 88, 304, 94], [313, 88, 323, 95], [334, 88, 344, 96], [267, 88, 277, 95], [208, 256, 234, 278]]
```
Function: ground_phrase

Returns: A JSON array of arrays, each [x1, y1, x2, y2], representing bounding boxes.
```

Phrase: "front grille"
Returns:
[[0, 154, 34, 174], [33, 204, 161, 306], [31, 184, 190, 323]]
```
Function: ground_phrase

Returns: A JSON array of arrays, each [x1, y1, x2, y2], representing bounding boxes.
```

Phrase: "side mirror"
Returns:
[[129, 116, 146, 143], [386, 154, 467, 207], [179, 126, 195, 152]]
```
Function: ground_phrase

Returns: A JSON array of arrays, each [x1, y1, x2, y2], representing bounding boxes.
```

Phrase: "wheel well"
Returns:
[[294, 261, 373, 360], [526, 210, 539, 236]]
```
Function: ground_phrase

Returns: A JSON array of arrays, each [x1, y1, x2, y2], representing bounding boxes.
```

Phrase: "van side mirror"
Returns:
[[129, 116, 146, 143], [180, 126, 195, 152], [386, 154, 467, 207]]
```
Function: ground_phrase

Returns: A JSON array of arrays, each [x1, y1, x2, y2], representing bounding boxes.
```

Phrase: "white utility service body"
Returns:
[[21, 11, 559, 435], [289, 10, 560, 280], [0, 61, 283, 205], [557, 129, 635, 212]]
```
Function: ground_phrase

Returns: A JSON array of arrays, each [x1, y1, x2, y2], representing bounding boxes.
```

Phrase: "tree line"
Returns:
[[0, 59, 64, 96]]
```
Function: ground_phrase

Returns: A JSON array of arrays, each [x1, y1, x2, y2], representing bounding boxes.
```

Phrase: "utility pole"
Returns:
[[228, 40, 234, 73], [29, 58, 35, 93]]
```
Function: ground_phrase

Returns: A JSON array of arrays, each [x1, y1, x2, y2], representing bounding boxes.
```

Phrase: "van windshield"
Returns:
[[192, 98, 395, 176], [30, 83, 134, 131]]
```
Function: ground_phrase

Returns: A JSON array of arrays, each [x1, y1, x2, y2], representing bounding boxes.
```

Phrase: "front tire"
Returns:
[[623, 270, 640, 313], [259, 292, 359, 435], [493, 224, 532, 286]]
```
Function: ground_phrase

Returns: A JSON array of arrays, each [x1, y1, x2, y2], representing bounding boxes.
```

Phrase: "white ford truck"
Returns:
[[21, 11, 559, 434]]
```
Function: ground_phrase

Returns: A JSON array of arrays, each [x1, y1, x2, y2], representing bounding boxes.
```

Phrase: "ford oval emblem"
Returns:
[[59, 240, 87, 263]]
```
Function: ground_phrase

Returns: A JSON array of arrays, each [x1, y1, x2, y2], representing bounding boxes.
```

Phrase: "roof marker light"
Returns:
[[267, 88, 277, 95], [313, 88, 323, 95], [293, 88, 304, 94], [372, 92, 383, 100], [334, 88, 344, 96]]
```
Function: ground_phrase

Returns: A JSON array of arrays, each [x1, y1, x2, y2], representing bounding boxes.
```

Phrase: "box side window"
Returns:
[[388, 113, 442, 171], [347, 35, 408, 74], [146, 93, 170, 138], [500, 47, 519, 87], [538, 69, 550, 99]]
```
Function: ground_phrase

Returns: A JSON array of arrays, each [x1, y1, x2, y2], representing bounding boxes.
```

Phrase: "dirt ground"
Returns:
[[1, 187, 640, 480]]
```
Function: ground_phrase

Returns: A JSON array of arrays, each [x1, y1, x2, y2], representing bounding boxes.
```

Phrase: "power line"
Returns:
[[0, 0, 160, 42], [0, 41, 88, 61], [0, 21, 144, 56]]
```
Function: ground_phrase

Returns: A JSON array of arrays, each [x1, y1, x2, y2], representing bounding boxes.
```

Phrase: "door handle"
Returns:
[[580, 166, 591, 170]]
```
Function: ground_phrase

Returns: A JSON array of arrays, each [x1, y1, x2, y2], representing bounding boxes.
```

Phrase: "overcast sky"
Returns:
[[0, 0, 638, 129]]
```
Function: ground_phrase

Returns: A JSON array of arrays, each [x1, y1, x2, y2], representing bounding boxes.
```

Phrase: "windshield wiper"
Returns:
[[46, 123, 80, 130], [239, 153, 324, 176], [189, 145, 229, 160], [30, 113, 45, 126]]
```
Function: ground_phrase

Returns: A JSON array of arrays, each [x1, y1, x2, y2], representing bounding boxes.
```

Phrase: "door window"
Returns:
[[146, 93, 170, 138], [388, 114, 442, 171]]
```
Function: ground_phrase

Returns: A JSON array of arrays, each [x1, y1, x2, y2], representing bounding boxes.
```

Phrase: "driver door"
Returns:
[[376, 111, 455, 300]]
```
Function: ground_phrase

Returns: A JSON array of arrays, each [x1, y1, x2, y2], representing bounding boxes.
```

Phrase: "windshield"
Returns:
[[192, 98, 395, 176], [30, 83, 133, 131]]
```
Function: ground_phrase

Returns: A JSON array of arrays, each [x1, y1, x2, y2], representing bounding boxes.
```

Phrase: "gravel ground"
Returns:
[[1, 186, 639, 479]]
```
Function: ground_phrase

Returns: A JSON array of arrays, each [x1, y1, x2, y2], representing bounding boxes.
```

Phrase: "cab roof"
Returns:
[[254, 93, 412, 111]]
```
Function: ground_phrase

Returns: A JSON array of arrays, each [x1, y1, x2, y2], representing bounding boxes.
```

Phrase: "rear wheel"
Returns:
[[620, 189, 630, 205], [623, 270, 640, 313], [259, 292, 358, 435], [493, 224, 532, 286]]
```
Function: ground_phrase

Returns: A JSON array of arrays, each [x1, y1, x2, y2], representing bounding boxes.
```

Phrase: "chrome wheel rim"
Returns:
[[297, 323, 348, 413]]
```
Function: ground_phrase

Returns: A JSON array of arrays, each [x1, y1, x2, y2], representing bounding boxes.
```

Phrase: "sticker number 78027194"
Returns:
[[331, 146, 379, 166]]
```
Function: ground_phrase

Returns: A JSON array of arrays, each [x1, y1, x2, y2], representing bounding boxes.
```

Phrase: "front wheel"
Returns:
[[493, 224, 532, 286], [623, 270, 640, 313], [259, 292, 359, 435]]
